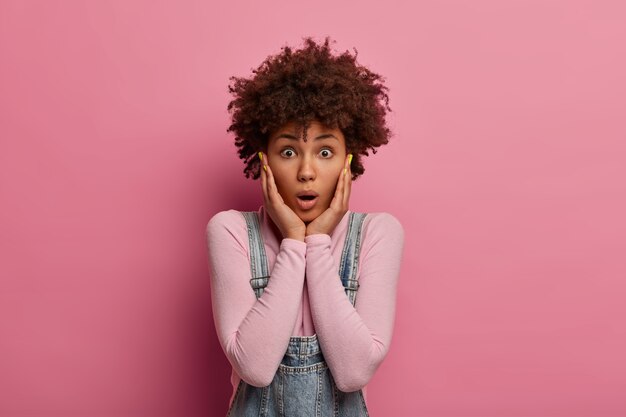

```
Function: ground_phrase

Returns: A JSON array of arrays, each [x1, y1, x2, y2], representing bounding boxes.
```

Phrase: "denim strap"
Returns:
[[241, 211, 270, 299], [338, 212, 368, 306]]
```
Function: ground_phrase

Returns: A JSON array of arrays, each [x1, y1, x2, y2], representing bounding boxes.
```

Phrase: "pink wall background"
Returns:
[[1, 1, 625, 416]]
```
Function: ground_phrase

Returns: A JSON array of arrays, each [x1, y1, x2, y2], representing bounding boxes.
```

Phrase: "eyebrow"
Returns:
[[274, 133, 339, 142]]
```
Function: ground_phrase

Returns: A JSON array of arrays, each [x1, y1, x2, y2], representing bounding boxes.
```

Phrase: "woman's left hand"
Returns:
[[305, 154, 353, 237]]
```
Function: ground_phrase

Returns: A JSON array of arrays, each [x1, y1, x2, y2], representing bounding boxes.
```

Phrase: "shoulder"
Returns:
[[205, 210, 252, 268], [205, 209, 247, 239], [361, 211, 404, 236], [358, 211, 405, 252]]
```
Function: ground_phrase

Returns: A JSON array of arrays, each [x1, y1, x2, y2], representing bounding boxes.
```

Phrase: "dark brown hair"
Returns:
[[226, 36, 392, 180]]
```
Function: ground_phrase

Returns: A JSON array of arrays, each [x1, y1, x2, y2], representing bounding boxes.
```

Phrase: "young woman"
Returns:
[[206, 36, 404, 417]]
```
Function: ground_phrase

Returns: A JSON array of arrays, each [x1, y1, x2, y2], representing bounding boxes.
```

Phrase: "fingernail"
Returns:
[[258, 152, 263, 161], [348, 154, 353, 165], [263, 165, 267, 172], [343, 167, 347, 174]]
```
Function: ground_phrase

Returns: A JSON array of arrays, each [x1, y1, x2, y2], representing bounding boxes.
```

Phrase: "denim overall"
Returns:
[[226, 210, 370, 417]]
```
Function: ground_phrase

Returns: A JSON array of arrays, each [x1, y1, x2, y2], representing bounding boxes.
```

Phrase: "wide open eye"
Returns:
[[320, 148, 333, 158], [280, 148, 295, 158]]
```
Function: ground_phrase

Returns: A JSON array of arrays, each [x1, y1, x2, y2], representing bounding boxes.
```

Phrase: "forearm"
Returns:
[[225, 240, 305, 386], [304, 235, 387, 392], [208, 215, 306, 387], [304, 214, 404, 392]]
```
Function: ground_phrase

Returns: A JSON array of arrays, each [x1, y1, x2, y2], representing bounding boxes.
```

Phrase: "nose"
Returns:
[[297, 155, 316, 182]]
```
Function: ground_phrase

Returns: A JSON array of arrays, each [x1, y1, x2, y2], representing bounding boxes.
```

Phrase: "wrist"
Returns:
[[284, 225, 306, 241], [305, 229, 327, 237]]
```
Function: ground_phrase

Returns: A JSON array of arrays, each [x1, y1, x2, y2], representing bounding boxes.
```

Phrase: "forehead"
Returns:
[[270, 120, 344, 140]]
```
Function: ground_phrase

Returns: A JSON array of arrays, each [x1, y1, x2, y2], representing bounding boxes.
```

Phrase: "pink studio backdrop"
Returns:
[[1, 1, 625, 416]]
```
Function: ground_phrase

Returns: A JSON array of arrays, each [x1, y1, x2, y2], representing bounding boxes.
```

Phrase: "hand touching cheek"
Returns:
[[259, 152, 307, 241], [305, 153, 352, 237]]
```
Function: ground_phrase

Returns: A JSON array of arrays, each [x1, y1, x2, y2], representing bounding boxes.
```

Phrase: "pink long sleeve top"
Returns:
[[205, 205, 404, 409]]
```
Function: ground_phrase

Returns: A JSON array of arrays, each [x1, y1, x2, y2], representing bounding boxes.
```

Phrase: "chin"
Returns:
[[296, 208, 321, 224], [297, 212, 316, 223]]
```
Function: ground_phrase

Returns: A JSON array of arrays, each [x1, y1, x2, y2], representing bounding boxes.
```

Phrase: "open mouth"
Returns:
[[296, 194, 319, 210]]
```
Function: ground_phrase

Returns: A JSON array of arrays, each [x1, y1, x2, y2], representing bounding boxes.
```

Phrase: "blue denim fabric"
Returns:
[[226, 211, 369, 417]]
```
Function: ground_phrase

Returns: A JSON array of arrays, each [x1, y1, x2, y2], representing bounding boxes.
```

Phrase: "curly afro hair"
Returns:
[[226, 36, 392, 180]]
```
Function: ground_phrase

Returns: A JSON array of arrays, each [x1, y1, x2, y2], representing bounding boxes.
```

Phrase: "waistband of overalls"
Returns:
[[285, 334, 321, 355]]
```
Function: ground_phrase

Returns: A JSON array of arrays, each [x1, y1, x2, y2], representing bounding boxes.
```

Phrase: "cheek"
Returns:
[[268, 165, 285, 186], [321, 172, 342, 196], [269, 170, 293, 197]]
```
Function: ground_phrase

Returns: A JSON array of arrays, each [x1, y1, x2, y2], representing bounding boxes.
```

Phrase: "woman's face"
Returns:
[[265, 120, 347, 224]]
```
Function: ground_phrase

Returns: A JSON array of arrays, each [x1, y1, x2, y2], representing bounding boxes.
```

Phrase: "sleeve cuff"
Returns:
[[280, 238, 307, 253], [304, 233, 331, 246]]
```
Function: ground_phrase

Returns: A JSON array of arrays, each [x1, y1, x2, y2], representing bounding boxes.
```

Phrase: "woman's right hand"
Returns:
[[259, 152, 306, 241]]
